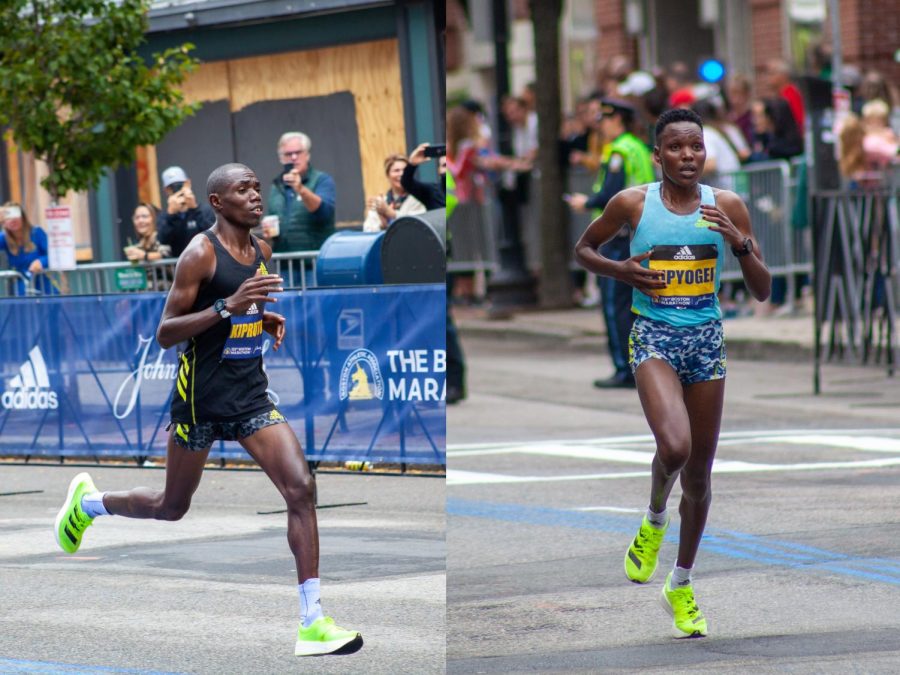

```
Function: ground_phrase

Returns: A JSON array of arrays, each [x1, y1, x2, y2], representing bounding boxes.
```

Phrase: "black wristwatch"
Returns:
[[732, 238, 754, 258], [213, 298, 231, 319]]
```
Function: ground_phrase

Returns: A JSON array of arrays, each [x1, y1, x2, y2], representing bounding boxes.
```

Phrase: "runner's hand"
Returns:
[[620, 250, 667, 294], [699, 204, 743, 248], [263, 311, 286, 350], [225, 274, 283, 315]]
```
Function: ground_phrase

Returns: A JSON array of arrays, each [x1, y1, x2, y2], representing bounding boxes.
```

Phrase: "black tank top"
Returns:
[[170, 230, 273, 423]]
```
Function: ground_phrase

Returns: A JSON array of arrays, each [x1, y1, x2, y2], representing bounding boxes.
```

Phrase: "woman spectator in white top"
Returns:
[[363, 154, 427, 232]]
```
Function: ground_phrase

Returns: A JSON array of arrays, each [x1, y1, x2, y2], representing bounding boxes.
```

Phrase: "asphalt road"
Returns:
[[447, 333, 900, 674], [0, 466, 445, 674]]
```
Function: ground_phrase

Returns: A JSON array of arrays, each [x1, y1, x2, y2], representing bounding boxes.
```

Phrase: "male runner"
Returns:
[[55, 163, 362, 657], [575, 109, 771, 638]]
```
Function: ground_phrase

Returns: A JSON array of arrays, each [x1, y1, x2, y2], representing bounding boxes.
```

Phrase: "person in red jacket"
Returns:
[[764, 59, 805, 135]]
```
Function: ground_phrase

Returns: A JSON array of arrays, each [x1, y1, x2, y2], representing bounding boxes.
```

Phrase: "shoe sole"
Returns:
[[658, 587, 707, 639], [54, 472, 93, 554], [294, 633, 363, 656]]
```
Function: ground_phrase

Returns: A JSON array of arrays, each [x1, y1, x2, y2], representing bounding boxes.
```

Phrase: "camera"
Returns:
[[423, 144, 446, 158], [169, 181, 185, 193]]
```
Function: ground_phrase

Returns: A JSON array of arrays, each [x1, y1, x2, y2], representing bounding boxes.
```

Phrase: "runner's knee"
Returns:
[[655, 433, 691, 471], [680, 471, 711, 503], [156, 497, 191, 521], [283, 472, 315, 509]]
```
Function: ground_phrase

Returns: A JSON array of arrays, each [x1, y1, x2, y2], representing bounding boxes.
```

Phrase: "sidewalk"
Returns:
[[453, 302, 816, 362]]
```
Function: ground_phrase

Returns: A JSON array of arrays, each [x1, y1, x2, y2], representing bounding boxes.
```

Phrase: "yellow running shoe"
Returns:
[[659, 572, 708, 638], [624, 515, 668, 583], [294, 616, 363, 656], [54, 472, 97, 554]]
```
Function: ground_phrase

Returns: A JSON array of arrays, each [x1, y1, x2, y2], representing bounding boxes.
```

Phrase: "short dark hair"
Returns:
[[655, 108, 703, 141], [207, 163, 252, 198]]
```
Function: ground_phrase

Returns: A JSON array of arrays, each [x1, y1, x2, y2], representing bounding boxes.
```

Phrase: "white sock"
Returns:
[[646, 507, 667, 527], [671, 565, 693, 587], [298, 578, 324, 627], [81, 492, 110, 518]]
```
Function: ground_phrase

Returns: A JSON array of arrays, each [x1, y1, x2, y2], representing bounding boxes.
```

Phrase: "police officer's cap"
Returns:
[[599, 98, 637, 120]]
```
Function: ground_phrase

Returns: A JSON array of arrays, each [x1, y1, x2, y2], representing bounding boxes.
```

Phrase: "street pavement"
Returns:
[[447, 307, 900, 674], [0, 466, 445, 674]]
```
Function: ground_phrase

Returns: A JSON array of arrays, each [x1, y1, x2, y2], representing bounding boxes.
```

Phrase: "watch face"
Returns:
[[215, 299, 225, 312]]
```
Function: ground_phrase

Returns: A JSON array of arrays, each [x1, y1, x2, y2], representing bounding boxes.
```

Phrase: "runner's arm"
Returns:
[[574, 188, 667, 294], [702, 190, 771, 302], [156, 237, 283, 348]]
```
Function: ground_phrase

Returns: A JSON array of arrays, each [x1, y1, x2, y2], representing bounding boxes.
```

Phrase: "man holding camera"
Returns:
[[157, 166, 216, 258], [263, 132, 336, 253]]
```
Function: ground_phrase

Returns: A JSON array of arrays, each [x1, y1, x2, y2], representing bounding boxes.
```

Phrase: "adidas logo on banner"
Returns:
[[673, 246, 695, 260], [2, 346, 59, 410]]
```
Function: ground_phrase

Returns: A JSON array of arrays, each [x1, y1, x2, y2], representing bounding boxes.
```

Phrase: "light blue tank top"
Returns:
[[630, 182, 724, 326]]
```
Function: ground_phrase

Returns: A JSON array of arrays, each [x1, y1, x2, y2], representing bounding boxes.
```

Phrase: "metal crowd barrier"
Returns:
[[0, 251, 319, 297], [718, 160, 813, 309], [449, 161, 813, 306], [811, 188, 899, 391]]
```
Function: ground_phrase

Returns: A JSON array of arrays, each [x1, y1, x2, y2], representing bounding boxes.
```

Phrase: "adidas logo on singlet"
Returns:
[[673, 246, 695, 260]]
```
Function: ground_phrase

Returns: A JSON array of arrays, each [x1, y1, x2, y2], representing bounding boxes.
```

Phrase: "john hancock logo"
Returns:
[[339, 349, 384, 401]]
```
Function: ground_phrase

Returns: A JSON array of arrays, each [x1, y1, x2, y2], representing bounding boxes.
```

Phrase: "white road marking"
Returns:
[[448, 429, 900, 486], [448, 429, 900, 455]]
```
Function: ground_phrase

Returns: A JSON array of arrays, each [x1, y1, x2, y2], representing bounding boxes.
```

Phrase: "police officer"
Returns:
[[567, 99, 655, 388]]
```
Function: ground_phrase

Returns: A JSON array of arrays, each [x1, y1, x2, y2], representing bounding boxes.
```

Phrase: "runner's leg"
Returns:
[[634, 359, 691, 513], [676, 378, 725, 568], [103, 432, 210, 520], [239, 422, 319, 582]]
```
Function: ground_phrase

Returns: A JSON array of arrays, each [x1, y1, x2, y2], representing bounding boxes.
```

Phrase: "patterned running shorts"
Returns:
[[629, 316, 726, 385], [171, 408, 287, 451]]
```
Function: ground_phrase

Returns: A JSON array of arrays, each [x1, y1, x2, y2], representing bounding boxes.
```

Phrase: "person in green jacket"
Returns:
[[263, 131, 337, 253], [567, 98, 655, 388]]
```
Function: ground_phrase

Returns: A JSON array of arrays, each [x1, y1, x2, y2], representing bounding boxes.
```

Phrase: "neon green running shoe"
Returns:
[[659, 572, 708, 638], [294, 616, 363, 656], [54, 472, 97, 554], [624, 515, 668, 583]]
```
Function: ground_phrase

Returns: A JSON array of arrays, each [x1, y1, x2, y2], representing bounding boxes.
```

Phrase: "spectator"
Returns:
[[124, 202, 172, 262], [501, 95, 538, 167], [858, 70, 899, 109], [861, 99, 899, 172], [566, 99, 654, 389], [838, 113, 868, 187], [568, 96, 606, 172], [156, 166, 215, 258], [447, 105, 487, 206], [748, 97, 803, 162], [447, 105, 518, 206], [401, 143, 447, 210], [725, 73, 755, 146], [0, 202, 57, 295], [763, 59, 805, 134], [363, 154, 427, 232], [692, 99, 745, 185], [264, 131, 336, 252]]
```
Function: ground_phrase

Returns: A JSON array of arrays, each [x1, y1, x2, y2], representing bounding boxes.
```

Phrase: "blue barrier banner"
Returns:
[[0, 284, 446, 465]]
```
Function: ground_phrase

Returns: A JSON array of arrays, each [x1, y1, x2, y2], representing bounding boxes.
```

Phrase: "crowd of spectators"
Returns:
[[446, 51, 898, 315]]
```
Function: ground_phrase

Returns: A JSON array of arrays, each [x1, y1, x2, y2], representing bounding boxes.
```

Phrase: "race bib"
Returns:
[[648, 244, 718, 310], [221, 302, 264, 359]]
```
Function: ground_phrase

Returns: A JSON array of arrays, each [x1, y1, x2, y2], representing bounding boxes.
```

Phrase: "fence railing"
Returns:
[[0, 251, 320, 298], [448, 160, 813, 307], [812, 188, 898, 391]]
